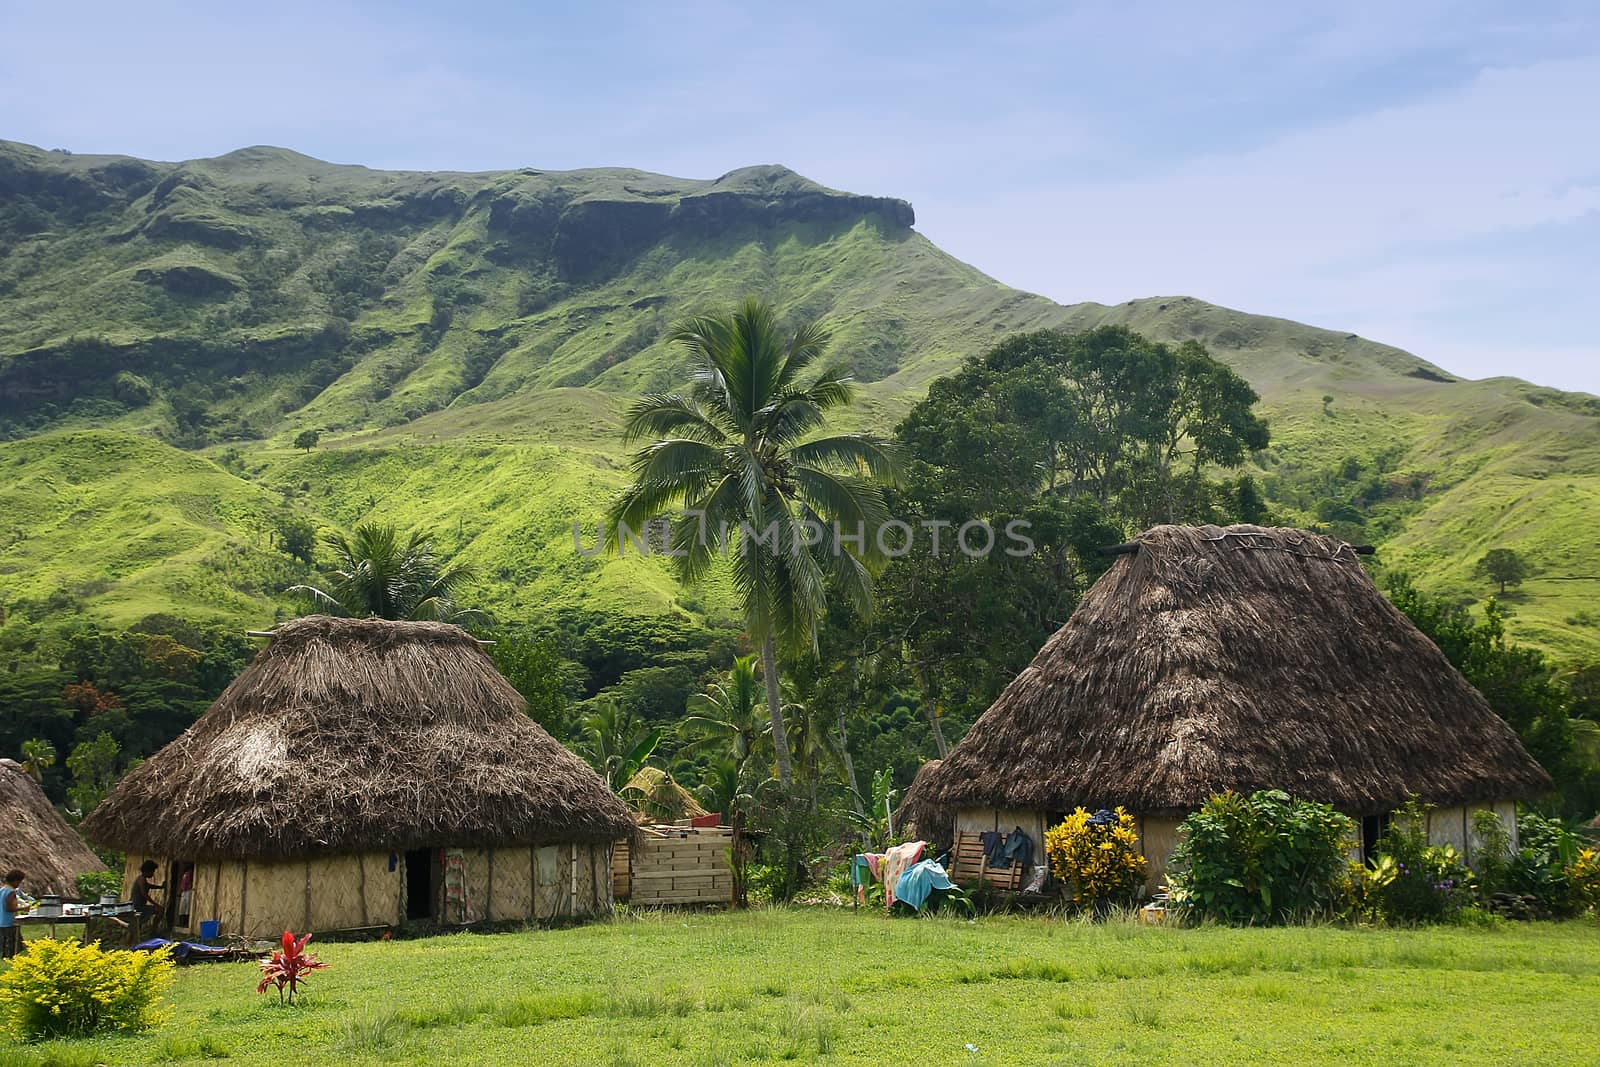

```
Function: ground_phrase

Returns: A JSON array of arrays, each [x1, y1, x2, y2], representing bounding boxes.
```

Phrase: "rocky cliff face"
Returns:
[[0, 141, 916, 416]]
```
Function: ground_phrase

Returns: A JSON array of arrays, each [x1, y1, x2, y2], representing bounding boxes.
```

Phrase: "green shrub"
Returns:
[[1568, 847, 1600, 915], [0, 938, 174, 1040], [1168, 790, 1354, 925], [1044, 808, 1147, 911], [73, 870, 123, 903], [1507, 811, 1582, 916], [1357, 798, 1474, 924], [747, 782, 838, 903], [1467, 808, 1513, 895]]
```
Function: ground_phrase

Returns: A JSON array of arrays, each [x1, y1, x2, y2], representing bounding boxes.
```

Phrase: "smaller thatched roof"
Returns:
[[622, 767, 709, 823], [921, 524, 1552, 817], [893, 759, 951, 847], [82, 616, 635, 859], [0, 759, 104, 899]]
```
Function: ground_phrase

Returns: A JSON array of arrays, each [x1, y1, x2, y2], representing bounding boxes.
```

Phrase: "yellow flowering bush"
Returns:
[[0, 938, 174, 1040], [1569, 848, 1600, 916], [1044, 807, 1147, 909]]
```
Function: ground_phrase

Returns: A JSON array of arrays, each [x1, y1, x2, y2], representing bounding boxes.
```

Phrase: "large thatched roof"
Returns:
[[82, 616, 634, 859], [0, 759, 104, 898], [920, 524, 1552, 817]]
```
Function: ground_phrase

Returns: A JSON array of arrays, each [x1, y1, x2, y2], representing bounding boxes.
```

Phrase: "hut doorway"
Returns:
[[404, 849, 439, 920], [1361, 813, 1391, 863]]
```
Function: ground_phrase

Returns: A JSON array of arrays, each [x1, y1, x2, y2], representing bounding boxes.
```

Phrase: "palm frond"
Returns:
[[621, 393, 732, 445], [788, 433, 902, 481]]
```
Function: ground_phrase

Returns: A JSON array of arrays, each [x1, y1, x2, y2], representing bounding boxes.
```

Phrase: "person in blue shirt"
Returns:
[[0, 869, 26, 959]]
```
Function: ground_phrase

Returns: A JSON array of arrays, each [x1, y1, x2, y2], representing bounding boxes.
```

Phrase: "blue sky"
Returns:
[[5, 1, 1597, 392]]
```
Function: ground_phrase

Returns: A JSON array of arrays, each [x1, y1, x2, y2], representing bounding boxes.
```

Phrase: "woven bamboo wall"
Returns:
[[124, 842, 610, 936], [625, 827, 733, 905]]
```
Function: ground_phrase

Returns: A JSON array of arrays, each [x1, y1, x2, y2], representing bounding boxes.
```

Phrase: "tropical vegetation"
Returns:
[[608, 298, 897, 784]]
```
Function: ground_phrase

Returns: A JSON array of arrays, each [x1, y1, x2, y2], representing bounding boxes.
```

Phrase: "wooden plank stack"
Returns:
[[614, 825, 734, 906], [611, 839, 631, 901]]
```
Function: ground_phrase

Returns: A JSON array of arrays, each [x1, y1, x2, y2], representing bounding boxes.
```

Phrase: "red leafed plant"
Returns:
[[256, 930, 328, 1005]]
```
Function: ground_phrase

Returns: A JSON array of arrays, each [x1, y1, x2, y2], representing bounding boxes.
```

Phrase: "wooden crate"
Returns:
[[619, 826, 735, 906], [612, 839, 631, 901], [952, 831, 1025, 891]]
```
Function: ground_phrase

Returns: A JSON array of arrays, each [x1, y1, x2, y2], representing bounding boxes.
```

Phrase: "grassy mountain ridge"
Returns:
[[2, 140, 1597, 661]]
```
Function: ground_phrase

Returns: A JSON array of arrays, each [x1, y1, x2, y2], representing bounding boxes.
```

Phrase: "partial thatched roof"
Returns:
[[921, 524, 1552, 817], [893, 759, 952, 847], [82, 616, 634, 859], [621, 767, 709, 823], [0, 759, 104, 899]]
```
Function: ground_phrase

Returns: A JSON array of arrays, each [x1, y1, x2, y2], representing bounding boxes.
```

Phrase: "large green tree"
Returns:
[[856, 325, 1269, 754], [289, 522, 484, 623], [609, 298, 897, 785], [1475, 547, 1532, 596]]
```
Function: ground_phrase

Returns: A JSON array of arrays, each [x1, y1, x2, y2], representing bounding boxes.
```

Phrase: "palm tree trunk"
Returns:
[[761, 632, 794, 786], [836, 706, 864, 815]]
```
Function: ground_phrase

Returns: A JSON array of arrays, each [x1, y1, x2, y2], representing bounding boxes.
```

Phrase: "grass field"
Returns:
[[3, 909, 1596, 1066]]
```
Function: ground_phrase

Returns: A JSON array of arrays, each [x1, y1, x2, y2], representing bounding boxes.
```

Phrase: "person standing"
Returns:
[[0, 869, 26, 959]]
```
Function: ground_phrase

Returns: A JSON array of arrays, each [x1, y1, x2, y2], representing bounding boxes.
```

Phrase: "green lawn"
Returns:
[[4, 909, 1597, 1066]]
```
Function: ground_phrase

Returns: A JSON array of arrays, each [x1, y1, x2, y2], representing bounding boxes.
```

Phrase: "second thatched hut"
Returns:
[[0, 758, 104, 900], [82, 616, 634, 937], [906, 524, 1552, 889]]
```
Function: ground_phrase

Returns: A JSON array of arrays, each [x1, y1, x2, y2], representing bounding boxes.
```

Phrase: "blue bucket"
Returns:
[[198, 920, 220, 941]]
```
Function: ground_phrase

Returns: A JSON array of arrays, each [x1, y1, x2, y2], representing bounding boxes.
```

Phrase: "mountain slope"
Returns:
[[2, 141, 1597, 660]]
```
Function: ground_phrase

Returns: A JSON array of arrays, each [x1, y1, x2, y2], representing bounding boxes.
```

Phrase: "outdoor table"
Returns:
[[17, 912, 90, 940], [15, 903, 138, 942]]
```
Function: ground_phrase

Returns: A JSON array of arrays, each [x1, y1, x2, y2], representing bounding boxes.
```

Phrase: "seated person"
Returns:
[[131, 860, 164, 926]]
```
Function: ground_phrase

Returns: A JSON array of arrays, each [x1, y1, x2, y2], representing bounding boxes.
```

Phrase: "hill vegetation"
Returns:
[[2, 137, 1598, 666]]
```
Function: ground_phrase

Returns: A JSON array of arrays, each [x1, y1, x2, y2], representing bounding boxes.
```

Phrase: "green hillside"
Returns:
[[2, 140, 1597, 661]]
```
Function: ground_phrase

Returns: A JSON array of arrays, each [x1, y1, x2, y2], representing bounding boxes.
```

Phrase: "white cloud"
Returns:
[[915, 58, 1600, 391]]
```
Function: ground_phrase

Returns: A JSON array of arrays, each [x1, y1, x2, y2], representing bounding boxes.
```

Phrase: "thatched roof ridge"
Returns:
[[0, 759, 104, 898], [82, 616, 634, 859], [921, 524, 1551, 816]]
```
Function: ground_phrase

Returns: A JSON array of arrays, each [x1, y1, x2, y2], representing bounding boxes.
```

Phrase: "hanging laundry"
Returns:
[[442, 849, 475, 924], [980, 829, 1005, 867], [1001, 827, 1034, 871], [882, 841, 926, 907]]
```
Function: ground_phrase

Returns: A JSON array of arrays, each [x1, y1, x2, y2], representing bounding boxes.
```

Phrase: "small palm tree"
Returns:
[[780, 686, 846, 809], [578, 699, 664, 793], [611, 298, 897, 785], [696, 757, 744, 821], [19, 738, 56, 784], [288, 522, 484, 623], [677, 655, 768, 770]]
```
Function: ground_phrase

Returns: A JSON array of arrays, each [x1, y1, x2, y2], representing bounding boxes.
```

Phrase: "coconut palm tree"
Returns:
[[288, 522, 485, 623], [19, 738, 55, 784], [676, 654, 768, 771], [610, 298, 897, 784]]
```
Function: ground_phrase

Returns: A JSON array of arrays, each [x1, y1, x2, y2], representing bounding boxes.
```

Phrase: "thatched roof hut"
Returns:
[[894, 759, 951, 847], [922, 524, 1550, 887], [0, 759, 103, 899], [83, 616, 633, 934]]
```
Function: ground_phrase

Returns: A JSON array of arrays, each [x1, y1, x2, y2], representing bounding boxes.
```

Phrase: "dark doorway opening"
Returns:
[[405, 849, 437, 920], [1361, 813, 1391, 863]]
